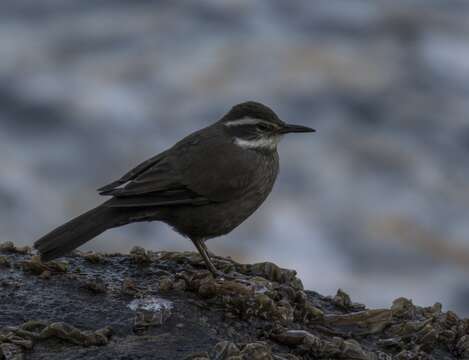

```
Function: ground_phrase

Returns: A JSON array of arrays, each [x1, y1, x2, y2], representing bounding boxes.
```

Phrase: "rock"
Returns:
[[0, 242, 30, 255], [198, 279, 218, 299], [301, 303, 324, 323], [18, 256, 46, 275], [456, 335, 469, 358], [332, 288, 353, 309], [271, 330, 311, 346], [158, 275, 174, 292], [39, 270, 51, 280], [173, 278, 187, 291], [121, 277, 139, 296], [38, 322, 113, 346], [185, 352, 210, 360], [0, 256, 10, 268], [0, 343, 23, 360], [0, 320, 112, 359], [391, 297, 416, 320], [325, 309, 393, 334], [0, 247, 467, 359], [130, 246, 152, 264], [83, 252, 106, 264], [213, 340, 240, 359], [81, 277, 107, 294], [273, 355, 300, 360], [128, 296, 174, 332], [18, 255, 68, 275], [239, 342, 272, 360]]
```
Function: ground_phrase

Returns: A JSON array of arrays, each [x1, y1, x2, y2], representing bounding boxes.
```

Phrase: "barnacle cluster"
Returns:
[[1, 242, 468, 359]]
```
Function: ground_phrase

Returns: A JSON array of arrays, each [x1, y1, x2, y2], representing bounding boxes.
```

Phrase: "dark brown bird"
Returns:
[[34, 101, 314, 276]]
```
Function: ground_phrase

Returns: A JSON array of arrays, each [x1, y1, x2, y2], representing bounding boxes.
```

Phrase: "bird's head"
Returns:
[[220, 101, 315, 152]]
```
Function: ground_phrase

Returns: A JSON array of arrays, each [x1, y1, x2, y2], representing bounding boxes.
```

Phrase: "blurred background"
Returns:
[[1, 0, 469, 314]]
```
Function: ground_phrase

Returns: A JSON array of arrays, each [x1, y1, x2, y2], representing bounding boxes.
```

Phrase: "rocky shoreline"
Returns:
[[0, 241, 467, 359]]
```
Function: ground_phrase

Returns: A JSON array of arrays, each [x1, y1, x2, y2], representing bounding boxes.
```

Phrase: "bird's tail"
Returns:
[[34, 204, 122, 262]]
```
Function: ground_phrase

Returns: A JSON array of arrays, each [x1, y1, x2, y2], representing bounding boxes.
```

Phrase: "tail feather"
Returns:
[[34, 205, 121, 262]]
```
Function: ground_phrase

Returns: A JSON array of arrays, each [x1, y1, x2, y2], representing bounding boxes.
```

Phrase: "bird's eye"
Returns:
[[256, 123, 270, 131]]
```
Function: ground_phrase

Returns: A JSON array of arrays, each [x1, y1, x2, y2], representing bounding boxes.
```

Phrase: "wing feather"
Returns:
[[97, 125, 258, 208], [98, 150, 168, 194], [104, 189, 209, 208]]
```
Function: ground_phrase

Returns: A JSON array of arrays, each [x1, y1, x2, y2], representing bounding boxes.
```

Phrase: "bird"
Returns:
[[34, 101, 315, 276]]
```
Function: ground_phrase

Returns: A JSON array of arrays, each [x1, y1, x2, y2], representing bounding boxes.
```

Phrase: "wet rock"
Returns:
[[121, 277, 139, 296], [81, 277, 107, 294], [83, 252, 106, 264], [273, 355, 299, 360], [255, 294, 276, 318], [185, 352, 210, 360], [38, 322, 112, 346], [173, 278, 187, 291], [0, 320, 112, 359], [0, 242, 30, 255], [0, 248, 467, 359], [18, 256, 68, 276], [39, 270, 51, 280], [130, 246, 152, 265], [456, 335, 469, 358], [301, 303, 325, 323], [245, 262, 303, 290], [0, 343, 23, 360], [341, 339, 369, 359], [391, 297, 416, 320], [239, 342, 272, 360], [133, 310, 165, 332], [303, 335, 369, 359], [332, 288, 352, 309], [0, 256, 10, 268], [198, 278, 218, 299], [17, 256, 47, 275], [158, 275, 174, 292], [208, 341, 274, 360], [213, 340, 240, 359], [395, 350, 422, 359], [325, 309, 393, 334], [47, 259, 69, 273], [128, 297, 173, 332], [271, 329, 311, 346], [276, 300, 294, 323]]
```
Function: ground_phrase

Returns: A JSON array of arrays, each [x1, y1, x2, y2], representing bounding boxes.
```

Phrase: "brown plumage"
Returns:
[[34, 101, 314, 276]]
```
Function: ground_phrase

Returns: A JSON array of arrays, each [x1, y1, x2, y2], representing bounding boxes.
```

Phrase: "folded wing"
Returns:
[[97, 128, 256, 208]]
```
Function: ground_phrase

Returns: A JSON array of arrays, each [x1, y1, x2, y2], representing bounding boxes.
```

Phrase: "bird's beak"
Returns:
[[278, 123, 316, 134]]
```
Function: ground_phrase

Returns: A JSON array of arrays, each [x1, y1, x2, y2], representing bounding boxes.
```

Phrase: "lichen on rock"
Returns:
[[0, 241, 467, 359]]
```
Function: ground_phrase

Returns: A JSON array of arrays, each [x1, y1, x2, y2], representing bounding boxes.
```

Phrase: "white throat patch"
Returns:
[[234, 136, 280, 150]]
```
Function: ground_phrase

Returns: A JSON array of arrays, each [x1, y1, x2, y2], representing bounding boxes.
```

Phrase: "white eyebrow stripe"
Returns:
[[224, 117, 275, 127]]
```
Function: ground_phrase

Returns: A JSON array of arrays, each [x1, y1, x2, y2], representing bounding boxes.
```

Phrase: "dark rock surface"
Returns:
[[1, 242, 468, 359]]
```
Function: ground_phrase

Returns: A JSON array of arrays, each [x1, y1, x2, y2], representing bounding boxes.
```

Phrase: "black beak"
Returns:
[[279, 123, 316, 134]]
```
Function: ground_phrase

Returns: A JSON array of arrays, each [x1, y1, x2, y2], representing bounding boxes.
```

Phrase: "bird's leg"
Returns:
[[199, 240, 220, 259], [191, 238, 223, 277]]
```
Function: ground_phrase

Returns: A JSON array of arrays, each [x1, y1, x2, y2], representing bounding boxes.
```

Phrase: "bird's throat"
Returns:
[[234, 136, 280, 150]]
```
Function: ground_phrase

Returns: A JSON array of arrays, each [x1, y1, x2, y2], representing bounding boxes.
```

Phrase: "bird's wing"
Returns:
[[104, 188, 210, 208], [98, 150, 209, 208], [97, 150, 170, 194], [98, 127, 257, 206]]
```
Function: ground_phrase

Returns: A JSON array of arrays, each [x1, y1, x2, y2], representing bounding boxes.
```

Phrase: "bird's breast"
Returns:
[[163, 151, 279, 239]]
